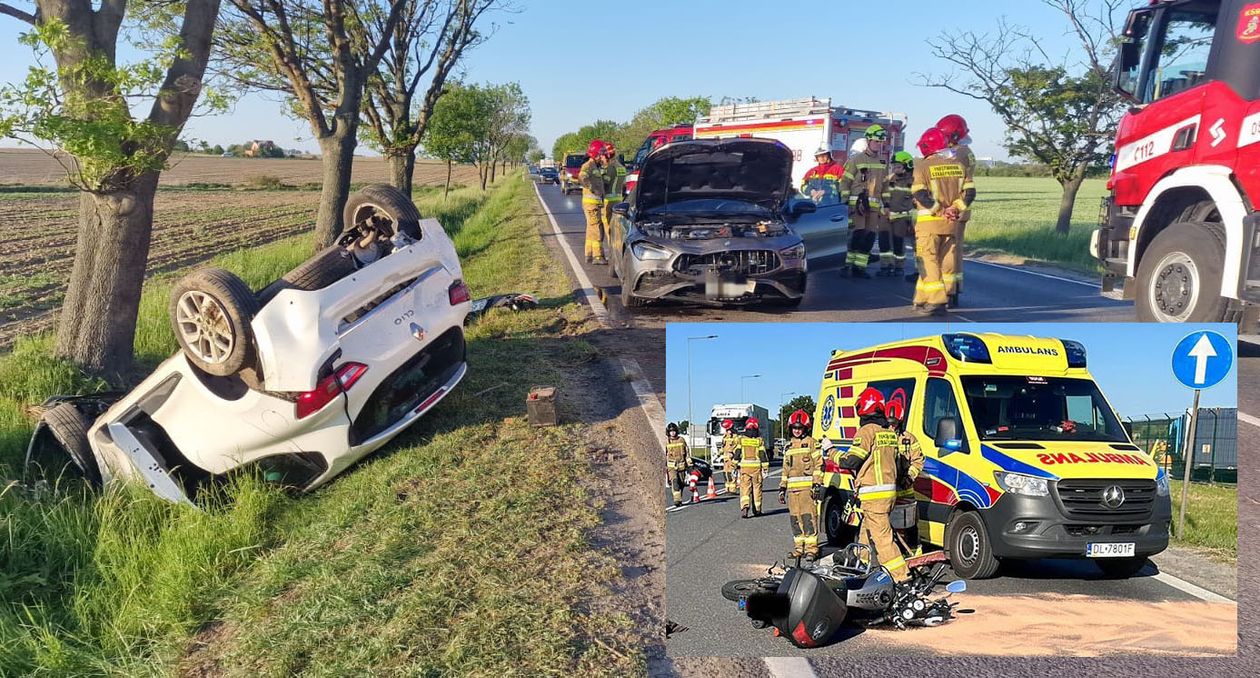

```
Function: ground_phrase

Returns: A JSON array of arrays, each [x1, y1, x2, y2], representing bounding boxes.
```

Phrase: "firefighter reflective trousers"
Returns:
[[740, 466, 764, 512], [583, 200, 605, 259], [914, 233, 957, 306], [670, 469, 687, 504], [860, 497, 909, 581], [787, 489, 820, 556]]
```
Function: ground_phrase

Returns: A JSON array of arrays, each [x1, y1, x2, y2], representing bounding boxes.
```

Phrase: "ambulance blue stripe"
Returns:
[[923, 457, 993, 508], [979, 445, 1057, 479]]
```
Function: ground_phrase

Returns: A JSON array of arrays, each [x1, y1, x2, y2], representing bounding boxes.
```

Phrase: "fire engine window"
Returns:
[[1148, 11, 1216, 102], [922, 378, 960, 441]]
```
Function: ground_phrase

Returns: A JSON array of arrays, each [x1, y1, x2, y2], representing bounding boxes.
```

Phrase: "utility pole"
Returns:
[[687, 335, 718, 450]]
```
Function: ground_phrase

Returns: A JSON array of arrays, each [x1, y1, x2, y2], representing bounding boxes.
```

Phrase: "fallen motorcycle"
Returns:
[[721, 544, 966, 648]]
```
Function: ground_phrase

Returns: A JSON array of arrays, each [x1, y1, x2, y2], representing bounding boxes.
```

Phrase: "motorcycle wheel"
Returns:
[[721, 578, 779, 602]]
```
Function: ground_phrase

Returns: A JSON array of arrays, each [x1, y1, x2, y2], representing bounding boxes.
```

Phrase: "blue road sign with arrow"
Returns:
[[1171, 330, 1233, 390]]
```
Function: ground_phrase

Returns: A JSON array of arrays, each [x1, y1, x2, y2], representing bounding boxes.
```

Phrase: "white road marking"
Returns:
[[532, 182, 610, 326], [1150, 570, 1235, 603], [964, 257, 1101, 288], [1238, 411, 1260, 429], [765, 657, 820, 678]]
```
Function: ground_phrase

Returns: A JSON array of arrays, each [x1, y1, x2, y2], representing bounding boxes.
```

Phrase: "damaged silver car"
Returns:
[[607, 138, 813, 309]]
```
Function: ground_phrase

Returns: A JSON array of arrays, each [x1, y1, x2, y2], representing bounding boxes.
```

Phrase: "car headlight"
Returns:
[[779, 243, 806, 261], [631, 241, 671, 261], [1155, 471, 1169, 496], [993, 471, 1049, 497]]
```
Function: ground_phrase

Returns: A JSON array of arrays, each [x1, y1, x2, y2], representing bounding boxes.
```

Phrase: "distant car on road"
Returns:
[[560, 153, 585, 194], [538, 166, 559, 184], [607, 138, 810, 309]]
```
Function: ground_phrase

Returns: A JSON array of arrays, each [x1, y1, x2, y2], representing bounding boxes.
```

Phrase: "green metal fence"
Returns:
[[1122, 409, 1237, 484]]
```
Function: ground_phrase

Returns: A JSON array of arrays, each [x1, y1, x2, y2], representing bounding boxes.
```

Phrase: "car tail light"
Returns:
[[448, 280, 471, 305], [296, 362, 368, 419]]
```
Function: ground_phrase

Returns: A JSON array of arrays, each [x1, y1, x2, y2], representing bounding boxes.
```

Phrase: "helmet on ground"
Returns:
[[917, 128, 949, 157], [721, 418, 734, 431], [864, 124, 888, 141], [745, 417, 760, 431], [936, 114, 970, 143], [788, 410, 811, 430], [856, 387, 886, 417], [884, 399, 905, 423], [814, 144, 832, 157], [893, 151, 914, 169], [587, 139, 606, 158], [666, 422, 679, 435]]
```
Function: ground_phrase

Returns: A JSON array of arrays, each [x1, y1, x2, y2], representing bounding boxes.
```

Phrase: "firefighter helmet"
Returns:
[[917, 127, 949, 157], [893, 150, 914, 169], [745, 417, 761, 431], [587, 139, 607, 158], [603, 142, 617, 156], [855, 387, 886, 417], [814, 144, 832, 157], [721, 418, 734, 431], [666, 422, 679, 436], [884, 398, 905, 423], [864, 124, 888, 141], [936, 114, 970, 143], [788, 409, 811, 429]]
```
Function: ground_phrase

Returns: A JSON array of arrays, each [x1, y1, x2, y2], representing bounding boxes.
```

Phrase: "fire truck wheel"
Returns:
[[945, 510, 1000, 579], [1136, 221, 1230, 323]]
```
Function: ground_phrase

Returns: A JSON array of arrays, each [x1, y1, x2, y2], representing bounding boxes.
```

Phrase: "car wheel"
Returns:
[[721, 577, 780, 602], [1095, 556, 1150, 578], [822, 493, 857, 546], [257, 246, 359, 305], [343, 183, 423, 241], [1135, 221, 1230, 322], [27, 402, 101, 486], [170, 268, 259, 377], [620, 278, 646, 309], [945, 510, 1000, 579]]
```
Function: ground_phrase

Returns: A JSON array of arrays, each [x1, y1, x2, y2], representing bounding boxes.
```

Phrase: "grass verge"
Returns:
[[965, 176, 1108, 274], [0, 173, 640, 675], [1168, 480, 1237, 562]]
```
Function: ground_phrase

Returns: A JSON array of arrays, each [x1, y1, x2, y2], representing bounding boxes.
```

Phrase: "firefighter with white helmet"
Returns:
[[837, 388, 910, 582], [734, 417, 769, 518], [840, 125, 892, 278], [666, 422, 690, 508], [800, 143, 844, 204], [778, 409, 824, 560]]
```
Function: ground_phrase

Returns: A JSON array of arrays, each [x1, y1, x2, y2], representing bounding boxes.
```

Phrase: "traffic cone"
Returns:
[[705, 476, 718, 500]]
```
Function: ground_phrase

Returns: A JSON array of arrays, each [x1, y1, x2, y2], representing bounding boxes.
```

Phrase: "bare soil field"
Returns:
[[0, 148, 481, 187]]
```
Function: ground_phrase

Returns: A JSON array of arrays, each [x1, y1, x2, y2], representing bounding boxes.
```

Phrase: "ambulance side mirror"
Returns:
[[934, 417, 966, 455], [1121, 421, 1134, 441]]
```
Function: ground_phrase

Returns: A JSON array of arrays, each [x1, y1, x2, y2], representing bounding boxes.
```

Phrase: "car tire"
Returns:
[[257, 246, 359, 305], [170, 268, 260, 377], [28, 402, 101, 486], [1135, 221, 1230, 322], [721, 578, 780, 602], [343, 183, 423, 241], [945, 510, 1000, 579], [1095, 556, 1150, 578], [621, 279, 646, 309], [822, 493, 857, 546]]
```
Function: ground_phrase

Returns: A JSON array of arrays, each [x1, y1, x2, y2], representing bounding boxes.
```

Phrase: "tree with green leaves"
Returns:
[[360, 0, 504, 196], [474, 82, 529, 188], [216, 0, 409, 249], [526, 148, 544, 164], [613, 95, 709, 156], [0, 0, 223, 380], [778, 395, 816, 439], [920, 0, 1126, 234], [423, 81, 487, 196]]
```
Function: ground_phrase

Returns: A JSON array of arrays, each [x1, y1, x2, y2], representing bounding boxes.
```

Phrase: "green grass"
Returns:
[[965, 176, 1108, 274], [1169, 480, 1237, 562], [0, 173, 639, 675]]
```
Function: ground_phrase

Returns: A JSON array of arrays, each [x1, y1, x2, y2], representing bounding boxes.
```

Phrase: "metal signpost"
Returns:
[[1169, 330, 1233, 536]]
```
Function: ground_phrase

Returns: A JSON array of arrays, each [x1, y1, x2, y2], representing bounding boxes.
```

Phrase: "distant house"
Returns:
[[244, 140, 278, 158]]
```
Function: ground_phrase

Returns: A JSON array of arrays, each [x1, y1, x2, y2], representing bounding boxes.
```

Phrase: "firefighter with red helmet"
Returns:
[[579, 139, 610, 264], [720, 418, 740, 494], [800, 144, 844, 205], [666, 422, 690, 508], [935, 114, 976, 305], [778, 409, 824, 560], [883, 398, 924, 555], [840, 125, 892, 278], [734, 417, 769, 518], [910, 127, 974, 315], [837, 387, 910, 581], [602, 143, 626, 229]]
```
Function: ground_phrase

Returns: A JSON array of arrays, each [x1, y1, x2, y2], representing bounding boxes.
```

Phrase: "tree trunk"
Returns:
[[1055, 167, 1088, 235], [479, 163, 488, 190], [490, 157, 497, 183], [388, 149, 416, 197], [54, 173, 161, 383], [444, 159, 453, 198], [314, 127, 358, 249]]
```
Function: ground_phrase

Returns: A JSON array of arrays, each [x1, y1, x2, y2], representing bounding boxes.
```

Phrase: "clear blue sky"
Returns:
[[0, 0, 1135, 159], [664, 323, 1239, 427]]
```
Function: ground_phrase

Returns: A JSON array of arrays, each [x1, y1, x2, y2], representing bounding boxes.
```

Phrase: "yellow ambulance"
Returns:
[[812, 332, 1172, 579]]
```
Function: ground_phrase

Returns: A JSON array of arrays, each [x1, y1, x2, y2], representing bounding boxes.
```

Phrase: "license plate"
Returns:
[[1086, 542, 1135, 558]]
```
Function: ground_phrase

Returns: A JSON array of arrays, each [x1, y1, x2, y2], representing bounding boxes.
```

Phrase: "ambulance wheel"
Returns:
[[822, 494, 857, 547], [945, 510, 999, 579], [1095, 556, 1150, 579], [1135, 221, 1230, 323]]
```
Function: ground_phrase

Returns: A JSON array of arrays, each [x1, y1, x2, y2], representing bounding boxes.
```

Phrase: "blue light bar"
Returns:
[[1061, 339, 1087, 368], [942, 333, 992, 363]]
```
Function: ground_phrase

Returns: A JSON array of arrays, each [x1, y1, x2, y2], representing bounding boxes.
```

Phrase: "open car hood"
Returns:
[[633, 138, 793, 215]]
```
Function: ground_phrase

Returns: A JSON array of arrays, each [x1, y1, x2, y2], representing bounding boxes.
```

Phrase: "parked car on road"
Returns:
[[538, 166, 559, 184]]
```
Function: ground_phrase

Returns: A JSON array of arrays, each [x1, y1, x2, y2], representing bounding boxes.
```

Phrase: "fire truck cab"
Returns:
[[1092, 0, 1260, 329]]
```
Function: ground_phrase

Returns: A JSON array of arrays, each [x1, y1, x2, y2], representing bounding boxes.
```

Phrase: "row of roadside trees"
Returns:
[[0, 0, 516, 382], [550, 96, 711, 164]]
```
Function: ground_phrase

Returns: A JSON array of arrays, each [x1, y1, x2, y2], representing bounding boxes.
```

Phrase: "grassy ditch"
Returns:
[[0, 173, 641, 675], [965, 176, 1108, 274], [1169, 480, 1237, 562]]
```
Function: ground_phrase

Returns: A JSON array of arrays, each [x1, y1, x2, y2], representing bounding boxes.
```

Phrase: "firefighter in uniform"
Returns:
[[720, 418, 739, 494], [579, 139, 610, 264], [666, 422, 689, 508], [910, 127, 974, 315], [800, 144, 844, 204], [840, 125, 891, 278], [602, 143, 626, 230], [778, 410, 824, 560], [838, 388, 910, 582], [735, 417, 769, 518], [883, 398, 924, 556], [935, 114, 976, 305], [880, 150, 915, 278]]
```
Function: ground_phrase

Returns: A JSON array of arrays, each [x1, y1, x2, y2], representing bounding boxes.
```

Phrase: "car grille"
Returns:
[[675, 250, 780, 276], [1053, 478, 1156, 520]]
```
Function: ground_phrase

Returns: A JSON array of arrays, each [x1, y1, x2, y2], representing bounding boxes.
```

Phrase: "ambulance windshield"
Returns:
[[960, 376, 1128, 443]]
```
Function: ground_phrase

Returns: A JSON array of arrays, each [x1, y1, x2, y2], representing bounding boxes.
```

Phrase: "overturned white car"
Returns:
[[27, 185, 471, 503]]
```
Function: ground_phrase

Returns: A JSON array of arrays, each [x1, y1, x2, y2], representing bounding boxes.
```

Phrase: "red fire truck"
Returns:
[[1092, 0, 1260, 329]]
